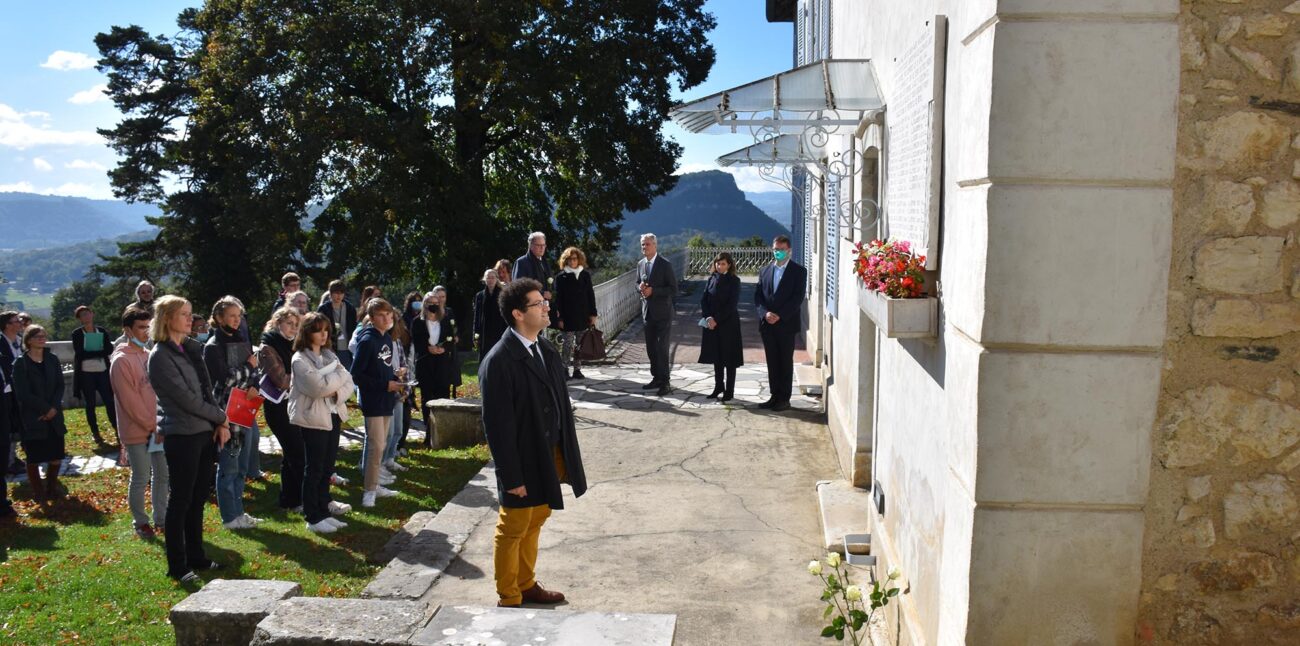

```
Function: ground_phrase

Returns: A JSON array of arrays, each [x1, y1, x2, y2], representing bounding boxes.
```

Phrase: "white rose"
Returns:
[[826, 552, 841, 567], [845, 585, 863, 602], [808, 560, 822, 576], [888, 565, 902, 580]]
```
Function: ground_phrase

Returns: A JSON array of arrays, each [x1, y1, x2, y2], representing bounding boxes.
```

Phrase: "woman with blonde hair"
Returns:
[[259, 307, 305, 513], [146, 295, 231, 582], [553, 246, 598, 380], [473, 268, 507, 360], [203, 296, 263, 530]]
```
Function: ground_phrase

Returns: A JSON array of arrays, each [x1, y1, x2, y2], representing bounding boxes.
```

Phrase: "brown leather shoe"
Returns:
[[520, 582, 565, 604]]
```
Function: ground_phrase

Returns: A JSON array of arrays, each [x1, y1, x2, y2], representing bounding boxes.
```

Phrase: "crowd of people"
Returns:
[[0, 229, 807, 594]]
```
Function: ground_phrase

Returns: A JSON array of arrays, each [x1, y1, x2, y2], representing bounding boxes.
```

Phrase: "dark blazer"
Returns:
[[636, 255, 678, 322], [12, 352, 67, 442], [756, 260, 807, 334], [1, 334, 21, 386], [203, 327, 257, 408], [71, 325, 114, 395], [513, 252, 551, 289], [317, 299, 358, 349], [474, 286, 508, 358], [699, 272, 744, 368], [479, 332, 587, 510], [553, 269, 598, 332], [412, 315, 459, 393]]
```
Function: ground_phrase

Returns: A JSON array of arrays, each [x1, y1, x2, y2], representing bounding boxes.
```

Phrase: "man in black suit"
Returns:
[[513, 232, 553, 302], [479, 277, 587, 608], [636, 233, 678, 395], [755, 235, 806, 412]]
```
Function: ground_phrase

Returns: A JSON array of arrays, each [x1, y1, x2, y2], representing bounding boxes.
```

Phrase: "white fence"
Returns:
[[685, 247, 771, 276], [593, 250, 686, 340]]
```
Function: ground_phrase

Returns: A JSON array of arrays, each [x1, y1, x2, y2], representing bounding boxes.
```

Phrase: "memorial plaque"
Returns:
[[884, 16, 947, 270]]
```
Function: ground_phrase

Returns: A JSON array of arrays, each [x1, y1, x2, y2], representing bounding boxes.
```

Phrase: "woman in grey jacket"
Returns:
[[147, 296, 231, 583], [289, 312, 355, 534]]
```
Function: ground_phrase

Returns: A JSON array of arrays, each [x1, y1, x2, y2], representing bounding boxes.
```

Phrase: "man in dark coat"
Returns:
[[635, 233, 678, 395], [755, 235, 807, 412], [512, 232, 553, 302], [479, 277, 587, 608], [317, 280, 358, 369]]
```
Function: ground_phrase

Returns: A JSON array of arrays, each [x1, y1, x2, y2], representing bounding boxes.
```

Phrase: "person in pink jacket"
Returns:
[[111, 305, 169, 539]]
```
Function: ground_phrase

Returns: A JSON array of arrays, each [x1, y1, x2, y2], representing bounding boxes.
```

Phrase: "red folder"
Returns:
[[225, 388, 264, 428]]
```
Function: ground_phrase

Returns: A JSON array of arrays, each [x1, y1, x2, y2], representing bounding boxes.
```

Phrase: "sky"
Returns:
[[0, 0, 794, 201]]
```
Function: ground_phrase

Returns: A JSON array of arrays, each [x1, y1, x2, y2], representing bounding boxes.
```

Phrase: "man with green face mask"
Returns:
[[754, 235, 806, 412]]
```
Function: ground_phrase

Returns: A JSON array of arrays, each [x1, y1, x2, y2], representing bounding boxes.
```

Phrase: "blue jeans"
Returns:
[[215, 424, 257, 522]]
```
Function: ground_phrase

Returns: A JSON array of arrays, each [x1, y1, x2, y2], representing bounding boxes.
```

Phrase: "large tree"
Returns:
[[95, 0, 715, 315]]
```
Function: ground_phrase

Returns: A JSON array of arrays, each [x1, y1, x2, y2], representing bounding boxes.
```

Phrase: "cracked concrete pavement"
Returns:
[[424, 364, 839, 645]]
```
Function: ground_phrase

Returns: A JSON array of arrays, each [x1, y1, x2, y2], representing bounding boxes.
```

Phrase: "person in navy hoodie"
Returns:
[[349, 298, 402, 508]]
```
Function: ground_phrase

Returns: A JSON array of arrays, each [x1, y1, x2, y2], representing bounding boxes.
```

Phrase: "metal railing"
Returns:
[[685, 247, 771, 276], [593, 250, 686, 341]]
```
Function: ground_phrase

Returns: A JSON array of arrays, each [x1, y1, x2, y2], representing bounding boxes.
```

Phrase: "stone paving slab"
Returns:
[[250, 597, 436, 645], [410, 605, 676, 646]]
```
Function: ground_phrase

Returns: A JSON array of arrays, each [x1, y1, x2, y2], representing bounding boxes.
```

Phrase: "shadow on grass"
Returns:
[[0, 522, 59, 560]]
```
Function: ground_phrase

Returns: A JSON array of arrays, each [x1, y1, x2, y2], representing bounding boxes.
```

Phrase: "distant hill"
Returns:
[[620, 171, 789, 254], [744, 191, 793, 229], [0, 229, 156, 292], [0, 192, 158, 250]]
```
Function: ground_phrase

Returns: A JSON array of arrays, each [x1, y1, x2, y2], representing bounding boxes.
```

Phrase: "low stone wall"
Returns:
[[423, 399, 484, 449]]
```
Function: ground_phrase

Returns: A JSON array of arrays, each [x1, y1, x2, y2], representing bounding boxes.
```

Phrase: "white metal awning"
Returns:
[[669, 59, 883, 134], [716, 134, 825, 167]]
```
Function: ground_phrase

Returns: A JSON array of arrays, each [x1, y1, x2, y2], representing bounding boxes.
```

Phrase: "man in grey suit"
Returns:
[[636, 233, 677, 396]]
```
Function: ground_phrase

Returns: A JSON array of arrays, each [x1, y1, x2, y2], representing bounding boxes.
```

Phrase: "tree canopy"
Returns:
[[95, 0, 715, 312]]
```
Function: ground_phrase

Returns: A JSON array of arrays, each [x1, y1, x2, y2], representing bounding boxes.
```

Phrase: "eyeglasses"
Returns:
[[525, 300, 550, 309]]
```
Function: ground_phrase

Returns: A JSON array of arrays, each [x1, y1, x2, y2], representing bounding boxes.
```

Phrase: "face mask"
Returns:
[[773, 250, 790, 262], [411, 302, 422, 311], [196, 332, 211, 343], [130, 336, 148, 349]]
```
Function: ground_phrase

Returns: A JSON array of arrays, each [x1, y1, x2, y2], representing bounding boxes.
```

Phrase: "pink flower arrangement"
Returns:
[[853, 238, 926, 299]]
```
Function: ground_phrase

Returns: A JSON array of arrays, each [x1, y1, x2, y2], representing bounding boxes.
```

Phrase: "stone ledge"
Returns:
[[250, 597, 436, 645], [171, 579, 302, 646], [409, 605, 677, 646], [817, 480, 872, 555], [424, 399, 485, 449], [363, 464, 499, 601]]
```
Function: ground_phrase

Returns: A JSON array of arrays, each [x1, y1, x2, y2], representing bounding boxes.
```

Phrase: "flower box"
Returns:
[[857, 284, 938, 339]]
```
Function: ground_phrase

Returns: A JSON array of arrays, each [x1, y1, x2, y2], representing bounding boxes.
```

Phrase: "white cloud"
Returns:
[[65, 159, 106, 171], [68, 84, 109, 105], [40, 50, 97, 71], [32, 157, 53, 172], [0, 102, 102, 149], [0, 181, 36, 193], [675, 163, 788, 193]]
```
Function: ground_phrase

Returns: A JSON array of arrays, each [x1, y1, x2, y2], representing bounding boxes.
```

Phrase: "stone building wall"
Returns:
[[1139, 1, 1300, 642]]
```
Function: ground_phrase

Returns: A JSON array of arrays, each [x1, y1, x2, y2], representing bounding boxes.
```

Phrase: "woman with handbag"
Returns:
[[698, 252, 743, 401], [553, 247, 598, 380]]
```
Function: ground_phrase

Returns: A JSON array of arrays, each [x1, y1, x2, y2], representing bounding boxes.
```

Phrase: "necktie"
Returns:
[[530, 342, 546, 373]]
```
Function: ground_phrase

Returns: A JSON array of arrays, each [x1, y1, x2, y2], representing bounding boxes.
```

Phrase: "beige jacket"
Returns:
[[288, 348, 354, 431], [110, 341, 158, 445]]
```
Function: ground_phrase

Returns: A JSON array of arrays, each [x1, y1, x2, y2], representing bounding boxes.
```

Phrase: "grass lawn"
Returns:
[[1, 432, 489, 645]]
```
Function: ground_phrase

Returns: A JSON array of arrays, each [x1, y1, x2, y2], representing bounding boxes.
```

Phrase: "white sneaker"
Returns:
[[374, 485, 398, 498], [378, 472, 396, 485], [325, 517, 348, 529], [330, 473, 348, 486], [397, 448, 409, 457], [327, 501, 352, 515], [361, 491, 377, 508], [223, 515, 256, 530], [384, 460, 408, 472], [306, 519, 337, 534], [242, 513, 264, 525]]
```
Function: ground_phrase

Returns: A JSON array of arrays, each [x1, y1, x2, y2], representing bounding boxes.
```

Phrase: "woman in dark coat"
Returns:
[[13, 325, 67, 502], [552, 247, 598, 380], [473, 269, 508, 360], [699, 252, 743, 401], [412, 292, 458, 410]]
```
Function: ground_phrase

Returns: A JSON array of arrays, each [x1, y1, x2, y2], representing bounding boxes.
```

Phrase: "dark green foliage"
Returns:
[[95, 0, 715, 314]]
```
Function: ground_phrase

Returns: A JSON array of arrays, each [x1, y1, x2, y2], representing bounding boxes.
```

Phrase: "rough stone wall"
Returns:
[[1138, 1, 1300, 643]]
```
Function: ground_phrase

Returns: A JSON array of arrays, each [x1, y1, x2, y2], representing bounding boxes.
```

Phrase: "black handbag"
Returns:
[[575, 328, 606, 361]]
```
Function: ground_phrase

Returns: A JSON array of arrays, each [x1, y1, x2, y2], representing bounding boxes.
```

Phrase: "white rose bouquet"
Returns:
[[810, 552, 902, 644]]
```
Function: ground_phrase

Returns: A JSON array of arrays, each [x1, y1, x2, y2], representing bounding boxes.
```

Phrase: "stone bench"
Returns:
[[171, 579, 302, 646], [424, 398, 484, 449]]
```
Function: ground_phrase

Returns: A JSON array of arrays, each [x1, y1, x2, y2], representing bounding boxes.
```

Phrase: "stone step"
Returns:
[[796, 363, 823, 396], [250, 597, 436, 645], [410, 605, 677, 646], [816, 479, 872, 555]]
